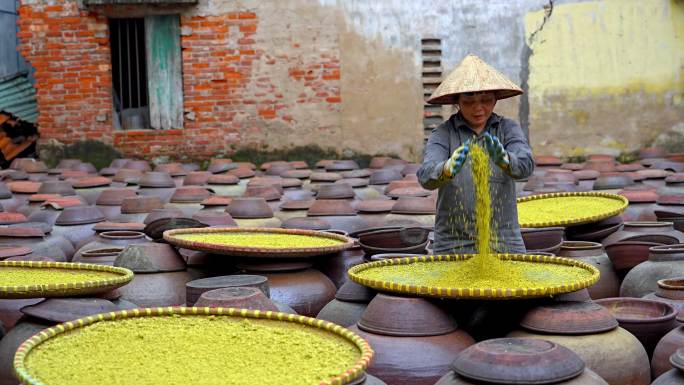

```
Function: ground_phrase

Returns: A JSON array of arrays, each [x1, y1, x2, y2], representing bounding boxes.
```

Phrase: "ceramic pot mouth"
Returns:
[[559, 241, 602, 250], [82, 247, 124, 257], [100, 231, 146, 240], [657, 277, 684, 290], [623, 221, 673, 228]]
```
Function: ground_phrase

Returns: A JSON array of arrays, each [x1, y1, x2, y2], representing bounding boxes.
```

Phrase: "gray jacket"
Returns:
[[417, 112, 534, 254]]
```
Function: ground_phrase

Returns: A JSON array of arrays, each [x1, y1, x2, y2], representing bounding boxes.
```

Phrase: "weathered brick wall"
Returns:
[[17, 0, 343, 160]]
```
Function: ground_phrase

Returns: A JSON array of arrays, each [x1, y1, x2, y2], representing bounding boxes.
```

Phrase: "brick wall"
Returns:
[[16, 0, 343, 161]]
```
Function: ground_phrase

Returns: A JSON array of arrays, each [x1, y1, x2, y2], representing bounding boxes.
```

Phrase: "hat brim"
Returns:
[[427, 88, 523, 105]]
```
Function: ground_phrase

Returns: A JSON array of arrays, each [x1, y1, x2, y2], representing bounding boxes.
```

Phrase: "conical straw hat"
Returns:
[[427, 54, 523, 105]]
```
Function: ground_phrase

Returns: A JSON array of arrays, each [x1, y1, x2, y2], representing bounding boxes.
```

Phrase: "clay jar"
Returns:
[[383, 197, 436, 227], [307, 199, 368, 234], [72, 230, 149, 263], [0, 225, 71, 262], [95, 188, 138, 220], [51, 205, 106, 248], [652, 347, 684, 384], [621, 244, 684, 297], [594, 297, 677, 358], [227, 197, 281, 228], [136, 171, 177, 203], [434, 338, 608, 385], [317, 280, 375, 327], [114, 243, 191, 307], [619, 189, 659, 221], [357, 227, 429, 260], [237, 261, 336, 317], [557, 241, 619, 299], [194, 287, 279, 311], [355, 199, 394, 228], [601, 221, 684, 245], [521, 227, 564, 254], [644, 278, 684, 316], [348, 293, 475, 385], [652, 313, 684, 379], [508, 301, 651, 385], [315, 240, 365, 288], [0, 297, 136, 385]]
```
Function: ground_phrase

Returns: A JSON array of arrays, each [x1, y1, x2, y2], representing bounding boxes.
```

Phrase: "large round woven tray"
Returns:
[[517, 191, 628, 228], [0, 260, 133, 299], [163, 227, 355, 258], [348, 254, 600, 300], [14, 306, 373, 385]]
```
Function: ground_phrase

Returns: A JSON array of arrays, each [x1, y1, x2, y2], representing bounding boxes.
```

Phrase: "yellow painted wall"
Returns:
[[525, 0, 684, 156]]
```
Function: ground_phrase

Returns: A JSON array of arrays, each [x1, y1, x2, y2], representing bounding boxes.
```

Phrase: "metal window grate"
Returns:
[[109, 18, 149, 129]]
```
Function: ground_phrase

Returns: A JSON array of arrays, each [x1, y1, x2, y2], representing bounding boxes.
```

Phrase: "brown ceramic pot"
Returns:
[[621, 244, 684, 297], [185, 275, 270, 306], [357, 227, 429, 259], [557, 241, 619, 299], [238, 261, 336, 317], [73, 230, 148, 262], [652, 324, 684, 378], [194, 287, 279, 311], [348, 293, 475, 385], [317, 280, 375, 327], [594, 297, 677, 357], [644, 278, 684, 316], [315, 245, 365, 288], [509, 301, 650, 385], [605, 240, 669, 273], [602, 221, 684, 245], [521, 227, 565, 254]]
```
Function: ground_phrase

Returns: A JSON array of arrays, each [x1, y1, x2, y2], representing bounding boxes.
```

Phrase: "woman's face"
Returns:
[[457, 92, 497, 131]]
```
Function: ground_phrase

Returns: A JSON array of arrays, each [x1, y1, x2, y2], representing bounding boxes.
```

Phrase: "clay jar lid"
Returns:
[[572, 169, 600, 180], [192, 211, 237, 227], [61, 171, 89, 181], [0, 245, 32, 260], [356, 199, 395, 213], [99, 167, 117, 176], [451, 338, 585, 384], [120, 196, 164, 214], [112, 168, 143, 184], [37, 180, 76, 196], [307, 199, 357, 216], [665, 173, 684, 183], [520, 301, 618, 335], [122, 159, 151, 171], [385, 180, 420, 193], [8, 181, 41, 194], [138, 171, 175, 188], [326, 160, 359, 172], [244, 185, 282, 201], [616, 163, 644, 172], [264, 163, 293, 176], [561, 162, 584, 171], [281, 169, 312, 179], [310, 172, 342, 183], [21, 298, 124, 323], [227, 197, 274, 219], [183, 171, 212, 186], [261, 160, 289, 171], [186, 274, 270, 306], [71, 176, 112, 189], [96, 188, 138, 206], [201, 196, 232, 207], [279, 199, 315, 210], [41, 196, 87, 210], [170, 186, 212, 203], [23, 161, 48, 173], [28, 193, 60, 203], [341, 169, 372, 178], [369, 169, 403, 185], [227, 167, 255, 179], [281, 217, 331, 231], [317, 183, 355, 199], [593, 172, 634, 190], [143, 208, 186, 224], [535, 155, 563, 166], [391, 197, 436, 215], [72, 162, 97, 174], [114, 243, 185, 273], [109, 158, 129, 168], [637, 168, 671, 180], [618, 189, 657, 202], [335, 178, 368, 188], [288, 160, 308, 169], [208, 159, 235, 173], [358, 293, 457, 336], [335, 280, 375, 303], [55, 206, 106, 225], [194, 287, 279, 311], [386, 186, 431, 199], [154, 162, 187, 176], [0, 212, 28, 225], [207, 174, 240, 185]]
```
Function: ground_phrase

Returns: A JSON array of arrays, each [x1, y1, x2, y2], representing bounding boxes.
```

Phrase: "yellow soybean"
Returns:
[[24, 316, 361, 385], [175, 233, 343, 249], [0, 267, 117, 286]]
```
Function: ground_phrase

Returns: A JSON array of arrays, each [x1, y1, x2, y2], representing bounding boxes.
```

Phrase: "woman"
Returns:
[[417, 54, 534, 254]]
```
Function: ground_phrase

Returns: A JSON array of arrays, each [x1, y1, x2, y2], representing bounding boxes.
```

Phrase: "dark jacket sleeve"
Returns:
[[417, 122, 451, 190], [501, 118, 534, 179]]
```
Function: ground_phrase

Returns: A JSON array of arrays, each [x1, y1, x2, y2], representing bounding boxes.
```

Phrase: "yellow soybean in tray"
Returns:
[[24, 316, 361, 385], [518, 196, 626, 226], [175, 232, 344, 249], [0, 267, 118, 287]]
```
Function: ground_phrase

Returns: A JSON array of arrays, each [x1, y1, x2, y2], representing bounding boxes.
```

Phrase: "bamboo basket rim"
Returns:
[[13, 306, 374, 385], [517, 191, 629, 228], [163, 227, 355, 258], [0, 260, 133, 299], [348, 254, 600, 300]]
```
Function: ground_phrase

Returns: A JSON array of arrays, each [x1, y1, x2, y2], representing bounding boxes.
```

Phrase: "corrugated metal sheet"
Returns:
[[0, 72, 37, 124]]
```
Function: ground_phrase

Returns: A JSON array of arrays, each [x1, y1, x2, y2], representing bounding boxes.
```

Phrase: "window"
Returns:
[[109, 15, 183, 130]]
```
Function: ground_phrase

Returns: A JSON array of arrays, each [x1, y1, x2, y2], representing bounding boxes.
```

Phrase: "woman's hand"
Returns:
[[484, 132, 510, 169], [443, 141, 470, 178]]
